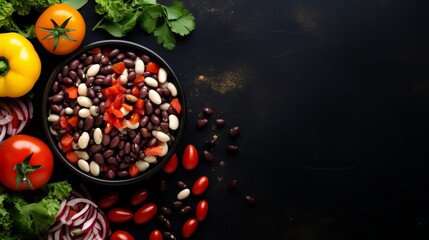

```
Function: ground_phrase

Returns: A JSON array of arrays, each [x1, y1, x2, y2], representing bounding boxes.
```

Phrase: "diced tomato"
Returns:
[[67, 115, 79, 127], [129, 112, 141, 125], [113, 118, 125, 129], [102, 47, 110, 57], [112, 109, 124, 118], [146, 62, 160, 73], [112, 62, 126, 74], [135, 99, 144, 109], [65, 151, 79, 164], [170, 98, 182, 114], [133, 75, 145, 85], [131, 86, 140, 97], [113, 93, 124, 109], [60, 133, 74, 153], [89, 47, 101, 54], [65, 86, 78, 99], [59, 116, 69, 129], [129, 164, 140, 177], [122, 103, 133, 112], [144, 146, 163, 156]]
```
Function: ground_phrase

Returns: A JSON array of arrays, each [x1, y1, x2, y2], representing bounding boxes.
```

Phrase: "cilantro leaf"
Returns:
[[162, 2, 186, 20], [169, 10, 196, 36], [154, 22, 177, 50]]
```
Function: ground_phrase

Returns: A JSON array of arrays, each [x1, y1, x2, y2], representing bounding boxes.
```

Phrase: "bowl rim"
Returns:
[[42, 40, 187, 186]]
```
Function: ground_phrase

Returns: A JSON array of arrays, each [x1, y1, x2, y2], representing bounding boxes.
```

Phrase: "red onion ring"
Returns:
[[0, 95, 33, 142]]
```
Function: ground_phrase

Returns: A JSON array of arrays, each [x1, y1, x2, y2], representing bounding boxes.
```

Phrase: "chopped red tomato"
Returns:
[[112, 62, 126, 74], [146, 62, 160, 73]]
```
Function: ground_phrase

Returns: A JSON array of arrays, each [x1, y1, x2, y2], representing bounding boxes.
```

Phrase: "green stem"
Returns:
[[13, 153, 42, 190], [0, 57, 10, 76]]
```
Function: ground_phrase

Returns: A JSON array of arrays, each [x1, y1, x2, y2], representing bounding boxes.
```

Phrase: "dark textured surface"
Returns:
[[26, 0, 429, 239]]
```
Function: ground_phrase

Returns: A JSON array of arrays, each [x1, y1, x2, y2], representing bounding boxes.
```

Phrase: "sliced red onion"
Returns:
[[41, 195, 109, 240], [0, 115, 12, 125], [0, 96, 33, 142]]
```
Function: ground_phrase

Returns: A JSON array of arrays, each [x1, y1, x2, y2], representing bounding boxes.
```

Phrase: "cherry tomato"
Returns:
[[182, 218, 198, 238], [107, 208, 134, 223], [191, 175, 209, 195], [162, 153, 178, 174], [35, 4, 85, 55], [98, 192, 119, 209], [110, 230, 135, 240], [130, 188, 149, 206], [149, 230, 163, 240], [0, 134, 54, 191], [196, 200, 209, 221], [182, 144, 198, 170], [134, 203, 158, 224]]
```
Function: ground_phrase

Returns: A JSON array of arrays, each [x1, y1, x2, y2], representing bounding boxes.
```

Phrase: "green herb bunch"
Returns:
[[93, 0, 196, 50]]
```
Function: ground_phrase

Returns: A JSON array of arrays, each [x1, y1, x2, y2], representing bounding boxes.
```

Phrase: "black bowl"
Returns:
[[42, 40, 186, 186]]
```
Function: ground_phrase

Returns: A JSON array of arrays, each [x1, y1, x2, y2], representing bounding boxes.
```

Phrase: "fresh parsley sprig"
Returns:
[[93, 0, 196, 50]]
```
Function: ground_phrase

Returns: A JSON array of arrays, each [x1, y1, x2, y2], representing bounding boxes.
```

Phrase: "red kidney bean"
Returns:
[[176, 181, 187, 189], [163, 232, 175, 240], [196, 200, 208, 221], [98, 192, 120, 209], [108, 208, 134, 223], [134, 203, 158, 224], [180, 205, 192, 215], [182, 218, 198, 238], [149, 230, 163, 240], [202, 107, 213, 117], [226, 145, 239, 153], [191, 176, 209, 195], [215, 118, 225, 127], [202, 150, 214, 162], [196, 118, 208, 128], [229, 126, 240, 137], [130, 188, 149, 206], [182, 144, 199, 170], [172, 201, 183, 208]]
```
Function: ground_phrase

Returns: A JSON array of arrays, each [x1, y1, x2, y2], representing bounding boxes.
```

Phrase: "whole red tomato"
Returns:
[[110, 230, 135, 240], [0, 135, 54, 191]]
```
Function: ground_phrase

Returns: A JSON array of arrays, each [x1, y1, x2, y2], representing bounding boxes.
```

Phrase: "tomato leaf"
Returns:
[[154, 22, 176, 51], [61, 0, 88, 9]]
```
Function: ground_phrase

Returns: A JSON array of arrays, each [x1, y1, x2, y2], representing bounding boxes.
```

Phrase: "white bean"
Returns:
[[159, 142, 168, 157], [49, 127, 58, 136], [78, 83, 88, 96], [160, 103, 170, 111], [78, 108, 91, 118], [158, 68, 168, 83], [135, 58, 145, 75], [119, 74, 128, 85], [93, 128, 103, 145], [47, 114, 59, 122], [148, 89, 162, 105], [143, 155, 157, 164], [65, 107, 74, 115], [77, 159, 90, 173], [135, 160, 150, 172], [77, 96, 93, 108], [155, 131, 170, 142], [89, 161, 100, 176], [126, 120, 139, 130], [168, 115, 179, 130], [89, 106, 99, 116], [78, 132, 90, 149], [144, 77, 158, 88], [166, 82, 178, 97], [86, 64, 100, 77], [177, 188, 190, 200], [74, 150, 89, 160]]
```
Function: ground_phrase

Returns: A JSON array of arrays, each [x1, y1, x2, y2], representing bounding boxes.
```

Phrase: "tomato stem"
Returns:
[[13, 152, 41, 190], [0, 57, 10, 76], [38, 16, 77, 52]]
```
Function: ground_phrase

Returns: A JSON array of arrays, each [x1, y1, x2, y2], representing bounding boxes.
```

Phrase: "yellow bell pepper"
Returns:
[[0, 32, 41, 98]]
